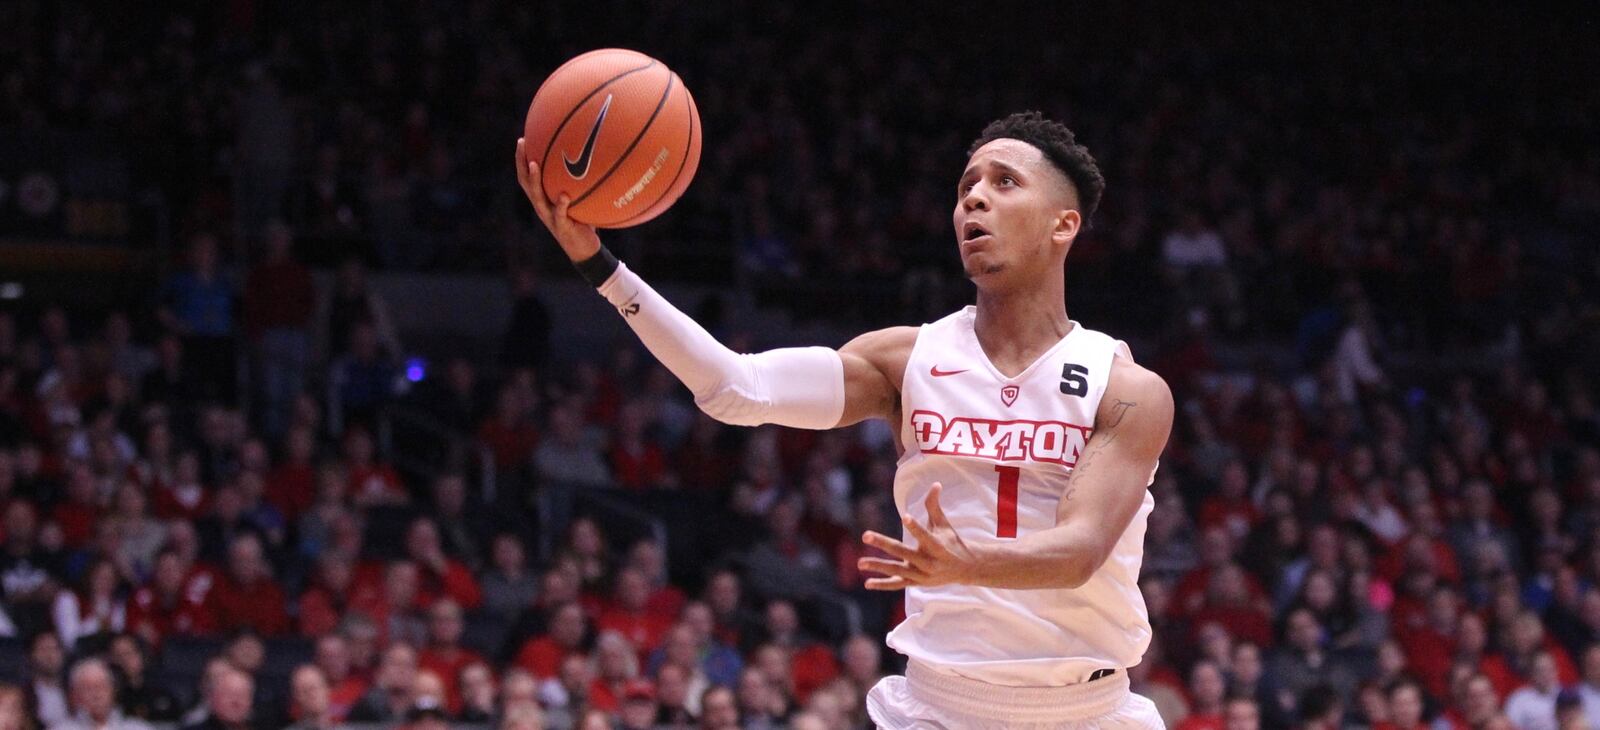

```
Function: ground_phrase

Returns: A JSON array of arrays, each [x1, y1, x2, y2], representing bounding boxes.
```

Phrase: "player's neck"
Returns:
[[972, 278, 1072, 376]]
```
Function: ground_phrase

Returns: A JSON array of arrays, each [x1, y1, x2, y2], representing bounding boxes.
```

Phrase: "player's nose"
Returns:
[[961, 183, 989, 212]]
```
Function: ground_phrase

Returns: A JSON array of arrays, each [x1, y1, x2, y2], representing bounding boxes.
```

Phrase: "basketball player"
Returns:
[[514, 111, 1172, 729]]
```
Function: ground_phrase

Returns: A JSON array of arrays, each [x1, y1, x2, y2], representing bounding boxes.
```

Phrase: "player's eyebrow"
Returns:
[[957, 160, 1027, 187]]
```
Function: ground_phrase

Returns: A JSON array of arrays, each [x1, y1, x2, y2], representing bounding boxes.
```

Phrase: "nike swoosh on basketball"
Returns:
[[930, 366, 968, 377], [564, 93, 614, 179]]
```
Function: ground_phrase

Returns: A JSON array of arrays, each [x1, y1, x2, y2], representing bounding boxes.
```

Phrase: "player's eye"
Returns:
[[999, 175, 1017, 187]]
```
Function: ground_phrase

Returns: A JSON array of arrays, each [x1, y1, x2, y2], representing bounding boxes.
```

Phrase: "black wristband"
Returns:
[[573, 245, 620, 287]]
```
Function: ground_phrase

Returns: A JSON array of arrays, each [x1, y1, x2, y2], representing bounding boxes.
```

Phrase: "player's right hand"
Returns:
[[516, 137, 602, 262]]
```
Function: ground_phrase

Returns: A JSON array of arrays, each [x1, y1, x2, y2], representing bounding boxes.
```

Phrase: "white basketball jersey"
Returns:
[[885, 306, 1155, 686]]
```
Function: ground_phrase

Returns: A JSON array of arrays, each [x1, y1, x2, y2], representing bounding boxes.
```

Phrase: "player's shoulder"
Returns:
[[1105, 356, 1171, 403], [841, 325, 919, 355]]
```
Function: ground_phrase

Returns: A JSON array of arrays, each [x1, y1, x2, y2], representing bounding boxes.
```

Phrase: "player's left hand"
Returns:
[[859, 482, 980, 590]]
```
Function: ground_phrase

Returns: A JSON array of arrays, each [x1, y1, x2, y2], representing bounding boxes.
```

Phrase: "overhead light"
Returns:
[[0, 283, 22, 300]]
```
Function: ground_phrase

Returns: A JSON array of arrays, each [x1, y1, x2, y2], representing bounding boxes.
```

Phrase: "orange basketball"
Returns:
[[523, 49, 701, 228]]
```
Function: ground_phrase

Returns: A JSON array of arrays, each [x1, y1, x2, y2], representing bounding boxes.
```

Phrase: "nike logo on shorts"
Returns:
[[564, 94, 614, 179]]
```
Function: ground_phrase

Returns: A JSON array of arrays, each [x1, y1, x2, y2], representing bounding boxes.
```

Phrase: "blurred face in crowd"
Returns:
[[1189, 661, 1225, 711], [30, 632, 65, 676], [765, 600, 799, 638], [551, 603, 587, 648], [1224, 697, 1260, 730], [110, 635, 145, 681], [493, 534, 526, 574], [700, 685, 739, 730], [228, 534, 266, 583], [615, 568, 650, 612], [1232, 642, 1262, 685], [1390, 682, 1424, 729], [428, 599, 464, 647], [737, 667, 772, 715], [413, 670, 446, 704], [291, 666, 331, 719], [499, 670, 539, 709], [386, 561, 420, 607], [707, 571, 741, 615], [843, 635, 881, 682], [69, 661, 116, 721], [315, 635, 350, 682], [459, 663, 495, 710], [1464, 675, 1499, 724], [682, 602, 714, 644], [379, 644, 419, 693], [210, 668, 254, 725], [1288, 609, 1322, 652], [656, 663, 689, 709]]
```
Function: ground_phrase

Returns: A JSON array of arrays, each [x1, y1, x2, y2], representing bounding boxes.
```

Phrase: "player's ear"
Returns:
[[1052, 208, 1082, 251]]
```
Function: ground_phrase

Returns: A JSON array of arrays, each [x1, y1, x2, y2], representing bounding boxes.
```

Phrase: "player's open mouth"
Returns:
[[963, 223, 990, 242]]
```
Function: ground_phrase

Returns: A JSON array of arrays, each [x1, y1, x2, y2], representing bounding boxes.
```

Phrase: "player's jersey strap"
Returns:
[[888, 306, 1154, 687]]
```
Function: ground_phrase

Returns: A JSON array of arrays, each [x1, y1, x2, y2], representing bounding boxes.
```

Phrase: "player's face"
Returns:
[[954, 139, 1078, 284]]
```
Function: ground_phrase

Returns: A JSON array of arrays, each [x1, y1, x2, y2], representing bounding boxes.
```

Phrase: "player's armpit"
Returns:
[[835, 326, 918, 427], [968, 360, 1173, 590]]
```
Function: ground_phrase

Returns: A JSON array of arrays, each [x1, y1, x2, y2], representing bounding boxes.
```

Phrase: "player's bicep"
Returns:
[[835, 327, 917, 427], [1055, 363, 1174, 561]]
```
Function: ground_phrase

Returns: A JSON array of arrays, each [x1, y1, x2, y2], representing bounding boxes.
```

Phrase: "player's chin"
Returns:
[[962, 260, 1006, 281]]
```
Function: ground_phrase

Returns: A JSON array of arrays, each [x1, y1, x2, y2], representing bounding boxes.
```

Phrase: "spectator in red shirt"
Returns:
[[298, 551, 356, 637], [1199, 460, 1260, 543], [126, 548, 215, 647], [626, 538, 685, 619], [599, 567, 675, 659], [265, 426, 318, 521], [477, 383, 539, 471], [243, 221, 317, 440], [589, 630, 641, 713], [349, 559, 427, 647], [514, 601, 589, 680], [342, 428, 408, 507], [758, 599, 837, 705], [417, 598, 483, 713], [404, 517, 482, 610], [152, 451, 208, 521], [210, 531, 289, 635], [609, 402, 666, 491], [313, 633, 368, 722], [1189, 564, 1275, 649], [1176, 660, 1227, 730], [51, 463, 101, 550]]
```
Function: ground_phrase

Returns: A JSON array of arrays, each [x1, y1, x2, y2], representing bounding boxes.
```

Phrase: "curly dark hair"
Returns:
[[968, 111, 1105, 226]]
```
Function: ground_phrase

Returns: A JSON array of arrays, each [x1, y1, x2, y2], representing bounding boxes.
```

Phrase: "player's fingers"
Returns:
[[900, 516, 949, 558], [925, 483, 952, 528], [865, 576, 912, 591], [862, 531, 919, 563], [555, 193, 576, 225], [523, 161, 555, 223], [857, 557, 928, 581]]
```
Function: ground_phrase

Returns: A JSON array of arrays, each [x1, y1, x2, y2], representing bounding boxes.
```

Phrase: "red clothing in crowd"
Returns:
[[211, 576, 291, 636], [152, 483, 210, 521], [265, 462, 317, 521], [1189, 604, 1274, 648], [790, 644, 840, 705], [348, 464, 408, 503], [1176, 713, 1224, 730], [419, 645, 484, 713], [609, 442, 667, 490], [1197, 497, 1259, 538], [478, 419, 539, 470], [327, 675, 369, 722], [514, 636, 569, 680], [297, 586, 346, 637], [597, 607, 673, 658], [125, 578, 215, 646], [419, 560, 483, 611], [51, 501, 99, 548], [243, 259, 316, 334], [645, 585, 686, 618]]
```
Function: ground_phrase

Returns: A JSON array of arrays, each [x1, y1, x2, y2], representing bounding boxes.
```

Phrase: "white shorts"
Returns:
[[866, 661, 1166, 729]]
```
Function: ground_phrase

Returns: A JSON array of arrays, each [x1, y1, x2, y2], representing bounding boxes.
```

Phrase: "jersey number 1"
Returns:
[[993, 465, 1020, 538]]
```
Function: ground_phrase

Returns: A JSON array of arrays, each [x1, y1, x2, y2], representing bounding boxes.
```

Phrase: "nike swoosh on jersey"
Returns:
[[929, 366, 968, 377], [563, 93, 614, 179]]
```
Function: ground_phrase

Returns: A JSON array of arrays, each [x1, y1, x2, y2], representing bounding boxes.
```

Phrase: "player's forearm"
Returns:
[[576, 247, 844, 429], [967, 526, 1104, 590]]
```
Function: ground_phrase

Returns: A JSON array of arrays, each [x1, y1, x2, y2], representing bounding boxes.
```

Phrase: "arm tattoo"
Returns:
[[1100, 400, 1137, 444]]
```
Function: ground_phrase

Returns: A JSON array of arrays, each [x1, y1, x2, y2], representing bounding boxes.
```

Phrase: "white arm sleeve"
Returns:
[[595, 263, 845, 429]]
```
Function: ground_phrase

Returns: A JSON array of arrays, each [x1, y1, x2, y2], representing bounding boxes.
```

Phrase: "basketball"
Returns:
[[523, 48, 701, 228]]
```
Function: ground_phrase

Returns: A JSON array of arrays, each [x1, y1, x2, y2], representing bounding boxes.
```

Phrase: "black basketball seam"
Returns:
[[537, 58, 658, 176], [612, 78, 695, 227], [570, 68, 675, 209]]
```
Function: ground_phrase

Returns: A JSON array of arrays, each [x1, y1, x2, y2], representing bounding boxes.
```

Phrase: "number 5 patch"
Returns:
[[1060, 364, 1089, 397]]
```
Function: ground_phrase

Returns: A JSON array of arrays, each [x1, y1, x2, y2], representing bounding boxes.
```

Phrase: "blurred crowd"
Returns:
[[3, 1, 1600, 730]]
